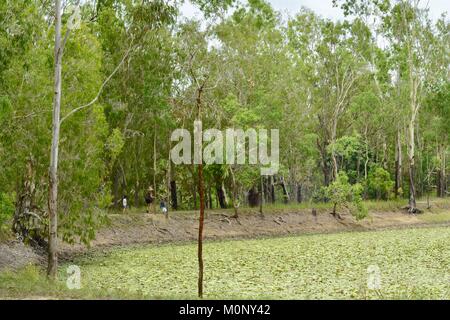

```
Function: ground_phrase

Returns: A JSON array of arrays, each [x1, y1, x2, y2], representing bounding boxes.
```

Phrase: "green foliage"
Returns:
[[106, 128, 125, 162], [0, 192, 14, 230], [366, 166, 394, 200], [0, 1, 116, 246], [328, 135, 365, 181], [325, 172, 368, 220], [426, 82, 450, 143], [0, 0, 448, 246], [191, 0, 235, 18], [0, 96, 12, 125]]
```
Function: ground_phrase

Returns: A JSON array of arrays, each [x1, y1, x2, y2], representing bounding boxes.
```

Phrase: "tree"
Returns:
[[174, 20, 223, 298], [325, 172, 368, 220], [386, 1, 435, 212], [47, 0, 175, 278], [367, 166, 394, 200], [288, 10, 368, 184], [47, 0, 64, 279]]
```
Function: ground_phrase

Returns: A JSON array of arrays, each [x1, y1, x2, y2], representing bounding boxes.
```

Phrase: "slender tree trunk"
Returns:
[[153, 119, 157, 214], [134, 139, 141, 208], [395, 129, 403, 198], [208, 187, 213, 209], [437, 145, 446, 198], [437, 144, 442, 198], [382, 141, 388, 170], [197, 160, 205, 298], [113, 169, 120, 208], [317, 138, 331, 186], [216, 185, 227, 209], [165, 142, 171, 218], [248, 187, 259, 207], [296, 184, 302, 203], [229, 167, 239, 218], [263, 176, 269, 203], [280, 176, 290, 204], [405, 14, 420, 213], [437, 169, 442, 197], [364, 129, 370, 181], [408, 118, 417, 212], [193, 181, 197, 210], [170, 180, 178, 210], [443, 149, 447, 197], [269, 175, 275, 203], [215, 191, 219, 208], [331, 120, 338, 180], [47, 0, 63, 279], [195, 84, 205, 298], [134, 182, 139, 208], [259, 175, 264, 215]]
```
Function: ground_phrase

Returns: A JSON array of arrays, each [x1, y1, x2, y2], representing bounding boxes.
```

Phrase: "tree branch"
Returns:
[[60, 45, 134, 125]]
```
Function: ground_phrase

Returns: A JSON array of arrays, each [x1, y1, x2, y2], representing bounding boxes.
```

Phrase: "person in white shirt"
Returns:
[[160, 200, 168, 218], [122, 195, 128, 214]]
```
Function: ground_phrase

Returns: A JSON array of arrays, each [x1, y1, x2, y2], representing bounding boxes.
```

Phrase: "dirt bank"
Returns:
[[2, 201, 449, 269], [0, 241, 44, 271], [59, 204, 450, 260]]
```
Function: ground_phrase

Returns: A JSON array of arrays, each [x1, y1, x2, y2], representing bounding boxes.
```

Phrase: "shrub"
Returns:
[[325, 172, 368, 220], [312, 186, 329, 203], [366, 166, 394, 200]]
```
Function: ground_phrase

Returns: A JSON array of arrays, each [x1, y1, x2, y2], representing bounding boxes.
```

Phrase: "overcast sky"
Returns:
[[181, 0, 449, 21]]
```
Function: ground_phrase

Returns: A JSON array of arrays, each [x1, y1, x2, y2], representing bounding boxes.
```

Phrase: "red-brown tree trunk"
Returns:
[[196, 84, 205, 298], [197, 162, 205, 298]]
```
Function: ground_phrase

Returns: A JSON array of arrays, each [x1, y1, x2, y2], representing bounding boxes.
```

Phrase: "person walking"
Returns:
[[160, 200, 168, 218], [122, 195, 128, 214]]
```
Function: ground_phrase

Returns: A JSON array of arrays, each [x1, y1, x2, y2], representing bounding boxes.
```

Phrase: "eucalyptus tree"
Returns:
[[46, 0, 177, 278], [336, 2, 399, 188], [288, 10, 370, 185], [1, 0, 52, 245], [214, 0, 295, 205], [424, 16, 450, 198], [96, 0, 176, 208], [384, 1, 438, 212]]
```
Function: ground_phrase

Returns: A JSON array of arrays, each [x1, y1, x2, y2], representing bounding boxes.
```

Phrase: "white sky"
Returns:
[[181, 0, 449, 21]]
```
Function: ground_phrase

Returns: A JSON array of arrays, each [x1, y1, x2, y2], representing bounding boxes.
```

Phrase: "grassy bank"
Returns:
[[0, 265, 152, 300]]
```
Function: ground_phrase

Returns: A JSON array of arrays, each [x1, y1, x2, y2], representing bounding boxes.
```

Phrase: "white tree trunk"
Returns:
[[48, 0, 62, 278], [407, 74, 418, 212]]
